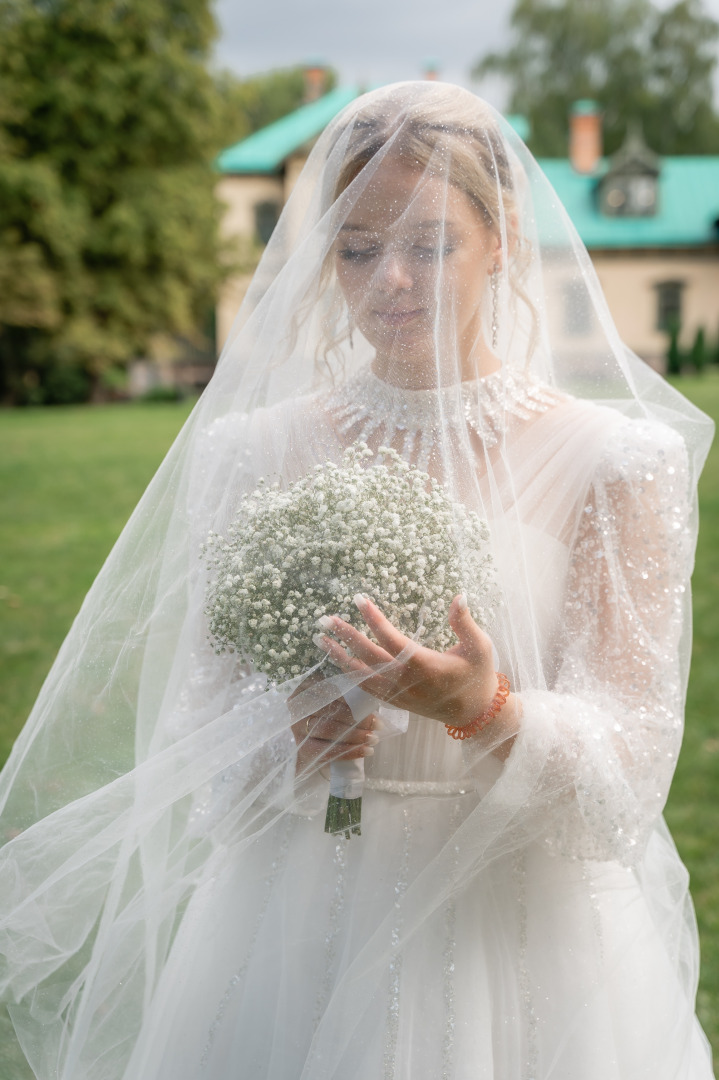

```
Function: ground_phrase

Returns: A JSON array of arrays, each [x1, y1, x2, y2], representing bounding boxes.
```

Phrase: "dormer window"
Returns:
[[603, 175, 657, 216], [599, 126, 660, 218]]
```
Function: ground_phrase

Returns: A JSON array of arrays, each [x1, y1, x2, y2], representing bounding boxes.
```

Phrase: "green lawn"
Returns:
[[665, 373, 719, 1061], [0, 382, 718, 1065], [0, 400, 194, 763]]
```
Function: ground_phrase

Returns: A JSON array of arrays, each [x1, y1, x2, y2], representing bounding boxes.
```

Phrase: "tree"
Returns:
[[215, 66, 337, 149], [666, 323, 683, 375], [473, 0, 719, 156], [690, 326, 707, 370], [0, 0, 226, 404]]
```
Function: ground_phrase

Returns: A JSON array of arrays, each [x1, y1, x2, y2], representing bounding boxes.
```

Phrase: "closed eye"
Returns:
[[412, 244, 456, 259], [337, 247, 381, 261]]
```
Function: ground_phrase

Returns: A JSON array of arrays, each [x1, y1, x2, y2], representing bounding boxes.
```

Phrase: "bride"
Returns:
[[0, 82, 715, 1080]]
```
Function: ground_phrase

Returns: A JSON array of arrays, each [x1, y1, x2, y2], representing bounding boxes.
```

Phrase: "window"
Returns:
[[655, 281, 684, 332], [601, 174, 658, 218], [254, 200, 281, 245]]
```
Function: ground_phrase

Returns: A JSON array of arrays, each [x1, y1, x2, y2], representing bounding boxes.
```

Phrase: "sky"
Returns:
[[213, 0, 719, 113]]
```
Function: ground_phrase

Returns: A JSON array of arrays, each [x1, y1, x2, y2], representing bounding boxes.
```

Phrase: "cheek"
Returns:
[[335, 260, 371, 312], [449, 253, 487, 319]]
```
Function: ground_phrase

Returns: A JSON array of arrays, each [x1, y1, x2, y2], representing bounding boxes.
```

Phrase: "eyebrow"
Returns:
[[339, 219, 457, 232]]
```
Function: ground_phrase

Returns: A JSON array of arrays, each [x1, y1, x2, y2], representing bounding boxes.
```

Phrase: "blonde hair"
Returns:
[[334, 92, 517, 235]]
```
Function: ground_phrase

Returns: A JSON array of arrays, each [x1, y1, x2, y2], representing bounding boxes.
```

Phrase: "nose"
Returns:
[[376, 252, 413, 292]]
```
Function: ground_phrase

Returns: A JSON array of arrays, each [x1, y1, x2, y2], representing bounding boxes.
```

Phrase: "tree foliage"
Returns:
[[215, 66, 337, 148], [0, 0, 226, 404], [473, 0, 719, 156]]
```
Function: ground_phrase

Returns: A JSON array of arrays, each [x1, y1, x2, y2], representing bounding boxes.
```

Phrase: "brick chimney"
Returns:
[[304, 63, 326, 103], [569, 100, 602, 174]]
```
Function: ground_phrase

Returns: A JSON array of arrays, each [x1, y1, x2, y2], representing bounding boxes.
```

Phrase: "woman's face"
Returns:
[[334, 158, 501, 383]]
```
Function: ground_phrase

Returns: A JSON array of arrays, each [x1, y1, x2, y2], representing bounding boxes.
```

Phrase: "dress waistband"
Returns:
[[364, 777, 477, 796]]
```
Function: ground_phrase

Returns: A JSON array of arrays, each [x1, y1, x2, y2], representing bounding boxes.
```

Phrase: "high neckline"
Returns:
[[364, 365, 504, 400], [323, 365, 564, 471], [367, 360, 502, 394]]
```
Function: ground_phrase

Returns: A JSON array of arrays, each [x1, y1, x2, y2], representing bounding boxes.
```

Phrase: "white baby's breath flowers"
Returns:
[[203, 443, 496, 685]]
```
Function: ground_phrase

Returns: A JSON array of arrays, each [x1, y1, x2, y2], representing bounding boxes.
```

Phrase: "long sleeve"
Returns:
[[510, 417, 693, 864]]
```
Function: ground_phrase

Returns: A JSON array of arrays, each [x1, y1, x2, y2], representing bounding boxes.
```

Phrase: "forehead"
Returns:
[[340, 159, 482, 233]]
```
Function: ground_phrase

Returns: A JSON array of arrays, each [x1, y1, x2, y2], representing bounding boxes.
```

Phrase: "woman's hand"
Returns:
[[315, 594, 500, 728], [289, 672, 380, 774]]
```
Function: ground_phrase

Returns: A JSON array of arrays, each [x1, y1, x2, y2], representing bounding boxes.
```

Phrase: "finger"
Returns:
[[315, 740, 376, 763], [321, 616, 394, 667], [359, 711, 381, 731], [448, 594, 494, 663], [307, 717, 379, 745], [353, 595, 411, 656], [314, 634, 401, 698]]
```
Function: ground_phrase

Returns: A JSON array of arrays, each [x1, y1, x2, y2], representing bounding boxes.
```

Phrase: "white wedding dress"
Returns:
[[1, 82, 714, 1080], [115, 370, 714, 1080]]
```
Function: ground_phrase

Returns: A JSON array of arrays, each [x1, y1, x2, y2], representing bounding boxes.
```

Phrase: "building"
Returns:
[[215, 86, 361, 348], [215, 93, 719, 370]]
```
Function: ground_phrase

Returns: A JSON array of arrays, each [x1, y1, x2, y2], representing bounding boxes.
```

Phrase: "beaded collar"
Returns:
[[324, 365, 563, 470]]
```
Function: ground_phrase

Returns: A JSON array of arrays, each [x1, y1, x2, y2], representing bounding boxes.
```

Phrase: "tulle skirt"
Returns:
[[122, 788, 714, 1080]]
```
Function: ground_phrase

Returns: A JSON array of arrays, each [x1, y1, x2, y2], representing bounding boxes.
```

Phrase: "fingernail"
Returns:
[[457, 593, 468, 612], [353, 593, 368, 611], [312, 633, 329, 650], [362, 746, 375, 757], [364, 733, 379, 746], [317, 615, 334, 631]]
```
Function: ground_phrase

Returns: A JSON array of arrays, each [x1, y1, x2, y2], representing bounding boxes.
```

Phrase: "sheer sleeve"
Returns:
[[510, 417, 693, 865]]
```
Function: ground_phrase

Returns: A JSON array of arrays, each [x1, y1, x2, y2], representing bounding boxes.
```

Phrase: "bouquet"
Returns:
[[203, 442, 496, 837]]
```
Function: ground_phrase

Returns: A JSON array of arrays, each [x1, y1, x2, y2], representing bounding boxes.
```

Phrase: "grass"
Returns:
[[0, 400, 194, 762], [0, 380, 718, 1065], [664, 373, 719, 1061]]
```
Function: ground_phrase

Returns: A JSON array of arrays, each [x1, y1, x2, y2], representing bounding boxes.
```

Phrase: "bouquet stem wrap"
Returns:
[[325, 685, 377, 838]]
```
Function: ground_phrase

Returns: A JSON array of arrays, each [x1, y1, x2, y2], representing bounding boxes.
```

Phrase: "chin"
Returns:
[[364, 321, 433, 354]]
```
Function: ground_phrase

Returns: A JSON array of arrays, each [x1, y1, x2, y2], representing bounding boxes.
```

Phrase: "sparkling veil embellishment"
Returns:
[[324, 366, 563, 471], [384, 806, 412, 1079], [199, 819, 292, 1071], [313, 838, 349, 1031]]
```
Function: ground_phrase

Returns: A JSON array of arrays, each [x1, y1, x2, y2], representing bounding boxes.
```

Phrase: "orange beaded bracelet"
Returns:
[[444, 672, 511, 740]]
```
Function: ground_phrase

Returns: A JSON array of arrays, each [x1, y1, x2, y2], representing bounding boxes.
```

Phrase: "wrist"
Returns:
[[444, 673, 510, 741]]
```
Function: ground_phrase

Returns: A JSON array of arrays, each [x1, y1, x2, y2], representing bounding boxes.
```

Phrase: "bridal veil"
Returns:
[[0, 82, 714, 1079]]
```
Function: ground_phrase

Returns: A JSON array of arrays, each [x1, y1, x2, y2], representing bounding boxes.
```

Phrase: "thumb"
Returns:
[[448, 594, 494, 663]]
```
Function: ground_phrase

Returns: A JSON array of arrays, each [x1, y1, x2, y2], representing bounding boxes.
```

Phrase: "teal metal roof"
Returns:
[[538, 157, 719, 248], [216, 86, 361, 174]]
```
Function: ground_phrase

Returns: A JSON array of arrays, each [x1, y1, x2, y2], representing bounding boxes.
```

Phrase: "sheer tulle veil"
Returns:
[[0, 82, 714, 1079]]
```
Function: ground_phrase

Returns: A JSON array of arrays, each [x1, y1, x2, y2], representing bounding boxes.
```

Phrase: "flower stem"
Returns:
[[324, 795, 362, 839]]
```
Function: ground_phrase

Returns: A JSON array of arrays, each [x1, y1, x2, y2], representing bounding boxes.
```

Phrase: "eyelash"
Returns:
[[338, 245, 456, 262], [338, 247, 380, 262]]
